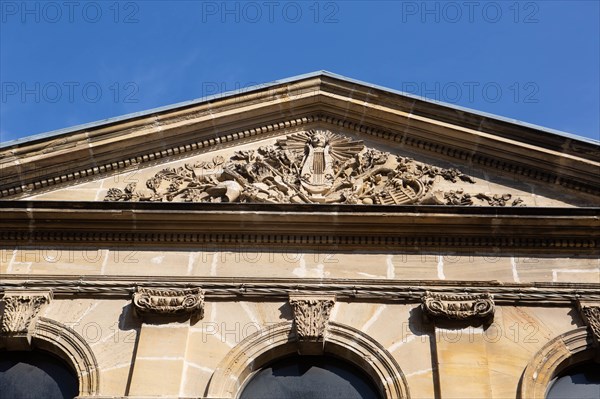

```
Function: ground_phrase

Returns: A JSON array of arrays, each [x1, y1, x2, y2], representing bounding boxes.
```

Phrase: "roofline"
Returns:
[[1, 70, 598, 149]]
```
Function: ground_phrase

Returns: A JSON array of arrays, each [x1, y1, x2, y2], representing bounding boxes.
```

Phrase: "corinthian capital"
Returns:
[[1, 290, 52, 335], [289, 294, 335, 342], [578, 301, 600, 348]]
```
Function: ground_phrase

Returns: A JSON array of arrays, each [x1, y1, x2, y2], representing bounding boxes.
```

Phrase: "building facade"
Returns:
[[1, 72, 599, 398]]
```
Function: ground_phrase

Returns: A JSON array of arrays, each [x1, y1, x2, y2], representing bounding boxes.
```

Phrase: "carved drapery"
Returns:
[[104, 129, 523, 206], [132, 287, 204, 319], [578, 301, 600, 347], [289, 294, 335, 342], [1, 290, 52, 335], [421, 291, 494, 322]]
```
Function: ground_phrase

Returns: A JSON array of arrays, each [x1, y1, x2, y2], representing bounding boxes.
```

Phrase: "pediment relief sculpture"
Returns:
[[105, 129, 523, 206]]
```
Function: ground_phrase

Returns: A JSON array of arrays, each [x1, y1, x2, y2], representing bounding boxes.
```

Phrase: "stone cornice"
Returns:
[[1, 202, 598, 252], [1, 276, 599, 304], [1, 75, 598, 199]]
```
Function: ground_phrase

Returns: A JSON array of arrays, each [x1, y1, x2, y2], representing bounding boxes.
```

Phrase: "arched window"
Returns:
[[0, 350, 79, 399], [546, 362, 600, 399], [207, 321, 409, 398], [239, 355, 381, 399]]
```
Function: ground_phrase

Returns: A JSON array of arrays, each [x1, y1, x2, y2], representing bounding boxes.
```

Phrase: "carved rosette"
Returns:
[[577, 301, 600, 347], [1, 291, 52, 335], [289, 294, 335, 342], [422, 292, 494, 322], [133, 287, 204, 319]]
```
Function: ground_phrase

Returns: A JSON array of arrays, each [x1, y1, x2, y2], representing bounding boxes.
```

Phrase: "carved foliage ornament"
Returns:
[[105, 129, 523, 206], [578, 301, 600, 347], [133, 287, 204, 319], [1, 292, 52, 334], [422, 291, 495, 321], [289, 295, 335, 342]]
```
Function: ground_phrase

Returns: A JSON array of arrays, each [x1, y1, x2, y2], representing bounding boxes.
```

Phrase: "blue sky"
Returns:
[[1, 1, 599, 143]]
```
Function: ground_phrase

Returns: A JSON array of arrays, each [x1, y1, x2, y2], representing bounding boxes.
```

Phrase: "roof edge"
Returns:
[[2, 70, 598, 149]]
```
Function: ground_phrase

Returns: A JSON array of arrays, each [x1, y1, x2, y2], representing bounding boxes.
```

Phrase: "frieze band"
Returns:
[[1, 277, 598, 304]]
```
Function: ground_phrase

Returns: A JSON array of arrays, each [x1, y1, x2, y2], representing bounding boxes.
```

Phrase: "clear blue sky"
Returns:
[[1, 1, 599, 143]]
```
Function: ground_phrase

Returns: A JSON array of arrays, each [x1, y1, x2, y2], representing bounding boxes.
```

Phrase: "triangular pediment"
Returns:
[[1, 72, 598, 207], [15, 126, 598, 208], [61, 128, 524, 206]]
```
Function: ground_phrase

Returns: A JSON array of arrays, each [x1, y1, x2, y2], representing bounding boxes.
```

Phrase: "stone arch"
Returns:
[[1, 317, 100, 396], [519, 327, 596, 399], [206, 321, 410, 399]]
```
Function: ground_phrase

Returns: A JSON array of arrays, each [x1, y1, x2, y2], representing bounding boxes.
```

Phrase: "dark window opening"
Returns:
[[546, 362, 600, 399], [239, 355, 381, 399], [0, 350, 78, 399]]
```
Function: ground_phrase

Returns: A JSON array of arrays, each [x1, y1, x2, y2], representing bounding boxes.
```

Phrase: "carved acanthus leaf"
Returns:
[[289, 294, 335, 342], [422, 292, 495, 321], [133, 287, 204, 319], [578, 301, 600, 347], [1, 291, 52, 334], [104, 129, 523, 206]]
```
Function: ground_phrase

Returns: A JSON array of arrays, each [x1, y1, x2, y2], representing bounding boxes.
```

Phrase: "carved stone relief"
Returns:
[[1, 290, 52, 335], [132, 287, 204, 319], [105, 129, 523, 206], [578, 301, 600, 347], [421, 291, 495, 322], [289, 294, 336, 342]]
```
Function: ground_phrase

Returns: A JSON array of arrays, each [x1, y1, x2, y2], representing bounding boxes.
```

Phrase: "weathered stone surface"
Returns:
[[422, 292, 495, 322], [289, 294, 335, 342], [132, 287, 204, 319], [1, 291, 52, 335], [1, 73, 598, 399]]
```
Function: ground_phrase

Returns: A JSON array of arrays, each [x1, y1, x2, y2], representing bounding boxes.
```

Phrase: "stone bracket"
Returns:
[[577, 300, 600, 348], [289, 294, 335, 354], [132, 287, 204, 321], [422, 291, 494, 323], [1, 290, 53, 349]]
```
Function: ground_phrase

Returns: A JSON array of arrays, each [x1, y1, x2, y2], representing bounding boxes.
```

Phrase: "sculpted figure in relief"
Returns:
[[104, 129, 523, 206]]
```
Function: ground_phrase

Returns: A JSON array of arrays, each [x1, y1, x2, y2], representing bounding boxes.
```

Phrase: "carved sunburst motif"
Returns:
[[104, 129, 523, 206]]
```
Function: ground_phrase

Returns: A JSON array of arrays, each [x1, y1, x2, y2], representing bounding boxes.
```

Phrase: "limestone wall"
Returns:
[[2, 248, 598, 284], [1, 245, 598, 397], [26, 296, 583, 398]]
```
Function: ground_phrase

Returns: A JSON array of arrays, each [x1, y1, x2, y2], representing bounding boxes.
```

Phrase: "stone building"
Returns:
[[0, 71, 599, 398]]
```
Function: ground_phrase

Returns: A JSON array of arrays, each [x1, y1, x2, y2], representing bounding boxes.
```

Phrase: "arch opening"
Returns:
[[519, 327, 598, 399], [239, 354, 382, 399], [0, 349, 79, 399], [546, 362, 600, 399], [207, 321, 410, 399], [0, 317, 99, 396]]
